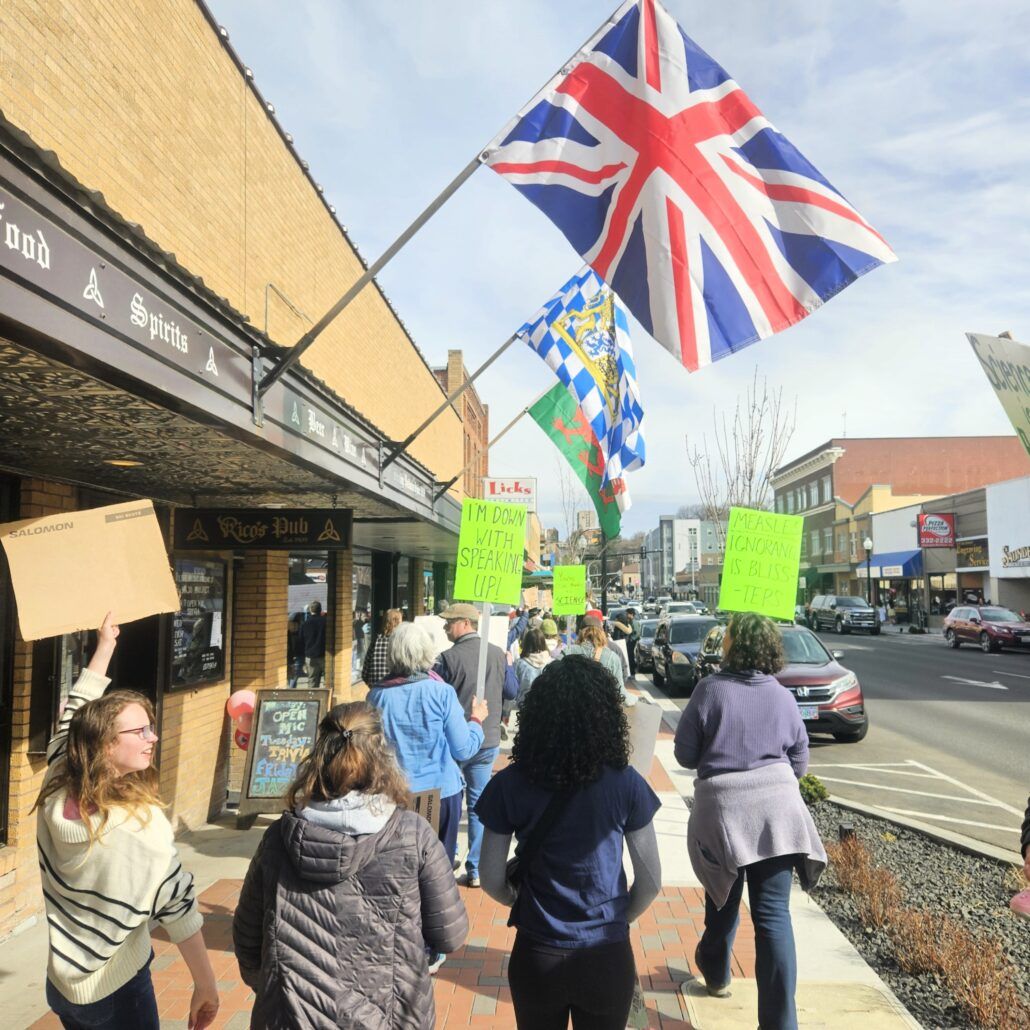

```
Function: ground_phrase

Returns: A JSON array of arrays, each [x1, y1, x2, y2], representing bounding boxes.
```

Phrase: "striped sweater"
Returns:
[[37, 668, 203, 1004]]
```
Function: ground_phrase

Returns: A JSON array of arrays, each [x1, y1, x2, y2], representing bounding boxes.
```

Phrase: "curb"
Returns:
[[826, 795, 1022, 866]]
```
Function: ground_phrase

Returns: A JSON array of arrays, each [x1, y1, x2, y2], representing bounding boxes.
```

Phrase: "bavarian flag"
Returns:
[[529, 383, 630, 538]]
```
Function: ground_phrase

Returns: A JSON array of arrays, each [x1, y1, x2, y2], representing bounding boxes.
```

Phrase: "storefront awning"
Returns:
[[870, 549, 922, 578]]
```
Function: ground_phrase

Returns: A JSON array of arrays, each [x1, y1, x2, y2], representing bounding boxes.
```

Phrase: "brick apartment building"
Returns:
[[771, 437, 1028, 607], [0, 0, 473, 940]]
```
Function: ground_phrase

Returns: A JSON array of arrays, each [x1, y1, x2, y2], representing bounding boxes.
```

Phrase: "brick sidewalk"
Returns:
[[31, 732, 758, 1027], [30, 876, 754, 1029]]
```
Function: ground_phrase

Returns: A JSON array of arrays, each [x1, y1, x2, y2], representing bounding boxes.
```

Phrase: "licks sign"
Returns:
[[482, 478, 537, 512], [917, 513, 956, 548]]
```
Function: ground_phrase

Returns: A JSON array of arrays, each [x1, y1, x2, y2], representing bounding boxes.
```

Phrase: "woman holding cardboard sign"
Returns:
[[367, 622, 487, 873], [33, 613, 218, 1030]]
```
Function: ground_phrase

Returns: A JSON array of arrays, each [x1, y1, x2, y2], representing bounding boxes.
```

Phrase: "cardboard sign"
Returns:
[[453, 499, 527, 606], [552, 564, 587, 615], [413, 614, 451, 657], [718, 507, 803, 621], [627, 700, 663, 779], [411, 788, 441, 835], [967, 333, 1030, 458], [0, 500, 180, 641]]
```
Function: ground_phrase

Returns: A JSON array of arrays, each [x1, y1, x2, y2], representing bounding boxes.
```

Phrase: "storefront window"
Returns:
[[351, 549, 372, 683], [171, 559, 226, 687]]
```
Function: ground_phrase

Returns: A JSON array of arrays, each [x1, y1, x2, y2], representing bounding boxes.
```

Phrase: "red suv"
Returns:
[[697, 624, 869, 742], [943, 605, 1030, 653]]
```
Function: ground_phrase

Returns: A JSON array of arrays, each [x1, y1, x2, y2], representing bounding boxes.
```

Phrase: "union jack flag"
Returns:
[[517, 267, 644, 489], [485, 0, 896, 372]]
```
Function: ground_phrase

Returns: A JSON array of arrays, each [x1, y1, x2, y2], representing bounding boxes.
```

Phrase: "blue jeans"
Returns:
[[696, 854, 799, 1030], [438, 790, 463, 865], [460, 745, 500, 876], [47, 954, 159, 1030]]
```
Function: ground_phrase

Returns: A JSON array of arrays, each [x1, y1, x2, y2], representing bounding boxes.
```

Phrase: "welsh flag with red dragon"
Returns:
[[528, 383, 629, 537]]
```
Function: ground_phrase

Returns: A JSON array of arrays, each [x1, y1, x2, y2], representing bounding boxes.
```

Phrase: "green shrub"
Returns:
[[799, 773, 829, 805]]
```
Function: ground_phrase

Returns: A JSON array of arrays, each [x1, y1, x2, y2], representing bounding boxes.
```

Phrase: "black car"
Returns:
[[697, 623, 869, 742], [652, 615, 718, 695], [634, 618, 660, 672], [808, 594, 880, 635]]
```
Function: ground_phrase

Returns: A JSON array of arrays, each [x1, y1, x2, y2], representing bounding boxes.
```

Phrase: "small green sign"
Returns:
[[552, 565, 587, 616], [453, 499, 527, 606], [718, 507, 804, 621]]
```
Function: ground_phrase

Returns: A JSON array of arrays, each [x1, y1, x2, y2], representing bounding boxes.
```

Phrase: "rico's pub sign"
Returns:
[[174, 509, 352, 551]]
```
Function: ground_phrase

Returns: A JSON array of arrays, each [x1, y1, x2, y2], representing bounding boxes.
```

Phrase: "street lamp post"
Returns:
[[863, 536, 874, 605]]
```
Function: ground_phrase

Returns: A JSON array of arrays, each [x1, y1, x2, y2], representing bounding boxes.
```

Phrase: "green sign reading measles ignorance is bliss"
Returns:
[[453, 499, 527, 606], [552, 565, 587, 616], [718, 507, 804, 622]]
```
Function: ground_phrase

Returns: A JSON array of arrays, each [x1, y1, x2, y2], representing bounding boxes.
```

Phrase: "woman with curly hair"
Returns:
[[674, 612, 826, 1030], [476, 655, 662, 1029], [232, 701, 469, 1028]]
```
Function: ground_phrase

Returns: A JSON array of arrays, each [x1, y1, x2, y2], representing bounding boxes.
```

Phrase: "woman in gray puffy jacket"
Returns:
[[232, 701, 469, 1029]]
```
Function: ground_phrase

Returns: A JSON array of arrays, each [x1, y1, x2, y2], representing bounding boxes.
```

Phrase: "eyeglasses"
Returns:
[[118, 724, 158, 741]]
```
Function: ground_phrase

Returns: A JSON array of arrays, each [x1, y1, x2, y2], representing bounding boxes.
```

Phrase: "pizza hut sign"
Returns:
[[917, 513, 956, 548]]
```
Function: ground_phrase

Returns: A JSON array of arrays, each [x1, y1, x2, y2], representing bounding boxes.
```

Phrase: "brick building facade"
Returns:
[[771, 437, 1028, 606], [433, 350, 490, 499], [0, 0, 472, 941]]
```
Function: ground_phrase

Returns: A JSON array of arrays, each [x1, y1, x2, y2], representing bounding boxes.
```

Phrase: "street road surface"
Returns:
[[659, 630, 1029, 854]]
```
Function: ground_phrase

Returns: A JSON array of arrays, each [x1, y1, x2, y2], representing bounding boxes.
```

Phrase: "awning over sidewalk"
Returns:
[[870, 549, 923, 577]]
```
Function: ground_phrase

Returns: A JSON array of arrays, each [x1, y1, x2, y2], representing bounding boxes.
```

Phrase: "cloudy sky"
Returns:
[[208, 0, 1030, 534]]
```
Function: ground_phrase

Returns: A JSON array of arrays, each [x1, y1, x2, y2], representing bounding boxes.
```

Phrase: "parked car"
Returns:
[[943, 605, 1030, 653], [697, 623, 869, 742], [651, 615, 718, 695], [634, 618, 659, 672], [809, 594, 880, 635]]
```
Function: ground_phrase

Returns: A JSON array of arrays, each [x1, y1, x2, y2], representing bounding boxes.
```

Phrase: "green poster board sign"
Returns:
[[552, 565, 587, 615], [718, 507, 804, 621], [453, 499, 527, 606]]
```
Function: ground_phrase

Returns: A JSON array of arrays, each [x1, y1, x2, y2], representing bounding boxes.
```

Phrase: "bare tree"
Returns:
[[675, 502, 709, 520], [554, 455, 581, 544], [685, 369, 797, 547]]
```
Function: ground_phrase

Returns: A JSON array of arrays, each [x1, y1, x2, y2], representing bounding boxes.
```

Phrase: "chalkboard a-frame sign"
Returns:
[[236, 689, 329, 829]]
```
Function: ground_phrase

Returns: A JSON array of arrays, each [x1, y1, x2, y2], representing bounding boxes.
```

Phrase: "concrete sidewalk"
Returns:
[[4, 683, 921, 1028]]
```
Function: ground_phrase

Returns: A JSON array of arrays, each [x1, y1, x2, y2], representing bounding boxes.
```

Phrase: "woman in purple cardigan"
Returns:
[[674, 613, 826, 1030]]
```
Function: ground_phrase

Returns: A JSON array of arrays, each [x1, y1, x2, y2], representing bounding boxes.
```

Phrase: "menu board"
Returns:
[[235, 690, 330, 829], [172, 558, 226, 687]]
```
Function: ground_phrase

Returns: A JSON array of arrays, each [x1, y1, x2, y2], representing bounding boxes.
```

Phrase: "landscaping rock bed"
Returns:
[[807, 801, 1028, 1030]]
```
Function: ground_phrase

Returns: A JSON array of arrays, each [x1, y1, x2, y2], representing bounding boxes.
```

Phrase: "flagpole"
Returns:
[[257, 156, 483, 396], [256, 2, 628, 399], [433, 386, 551, 501]]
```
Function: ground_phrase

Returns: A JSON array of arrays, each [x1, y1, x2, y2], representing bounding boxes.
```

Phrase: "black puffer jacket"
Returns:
[[233, 807, 468, 1029]]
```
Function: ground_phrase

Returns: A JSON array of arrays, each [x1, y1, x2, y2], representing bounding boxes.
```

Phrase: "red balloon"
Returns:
[[234, 728, 250, 750], [226, 689, 256, 720]]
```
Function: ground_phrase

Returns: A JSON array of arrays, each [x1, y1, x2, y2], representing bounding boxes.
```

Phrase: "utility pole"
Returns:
[[600, 528, 609, 615]]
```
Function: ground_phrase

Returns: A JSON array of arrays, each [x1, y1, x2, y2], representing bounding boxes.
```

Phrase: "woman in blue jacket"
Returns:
[[367, 622, 487, 866]]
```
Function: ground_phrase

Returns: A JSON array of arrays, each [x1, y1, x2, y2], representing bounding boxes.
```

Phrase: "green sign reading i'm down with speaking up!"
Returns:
[[552, 564, 587, 616], [718, 507, 804, 622], [453, 499, 527, 606]]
